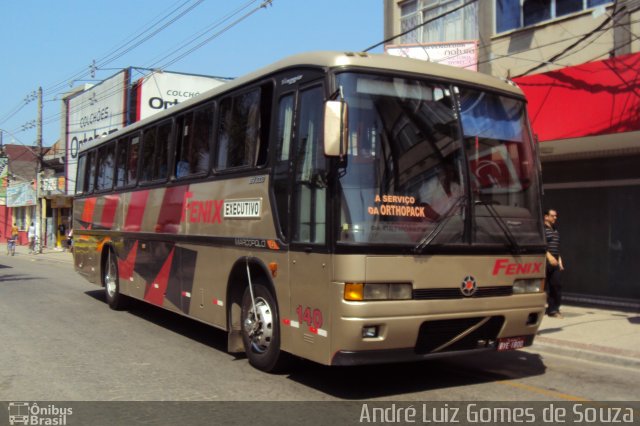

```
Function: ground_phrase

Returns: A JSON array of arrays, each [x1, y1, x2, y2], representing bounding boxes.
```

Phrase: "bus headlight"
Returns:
[[513, 279, 544, 294], [344, 283, 412, 301]]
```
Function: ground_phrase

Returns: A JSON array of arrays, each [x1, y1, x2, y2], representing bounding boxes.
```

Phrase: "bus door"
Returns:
[[272, 79, 332, 363]]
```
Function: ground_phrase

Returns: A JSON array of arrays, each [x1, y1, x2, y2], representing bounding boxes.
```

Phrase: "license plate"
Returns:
[[497, 336, 526, 351]]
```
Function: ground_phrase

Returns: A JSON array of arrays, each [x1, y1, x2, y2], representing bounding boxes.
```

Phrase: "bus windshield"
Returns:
[[335, 72, 544, 250]]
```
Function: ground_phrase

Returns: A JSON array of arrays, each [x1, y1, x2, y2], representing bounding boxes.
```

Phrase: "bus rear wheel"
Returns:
[[103, 248, 126, 310], [241, 281, 286, 372]]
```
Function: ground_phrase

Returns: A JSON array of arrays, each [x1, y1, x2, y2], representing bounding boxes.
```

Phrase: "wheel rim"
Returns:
[[243, 296, 274, 354], [105, 252, 117, 298]]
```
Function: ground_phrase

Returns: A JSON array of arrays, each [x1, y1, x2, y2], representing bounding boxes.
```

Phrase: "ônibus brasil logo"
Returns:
[[7, 402, 73, 425]]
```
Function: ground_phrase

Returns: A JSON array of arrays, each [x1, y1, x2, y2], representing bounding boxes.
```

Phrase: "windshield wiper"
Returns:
[[474, 200, 522, 254], [413, 196, 466, 253]]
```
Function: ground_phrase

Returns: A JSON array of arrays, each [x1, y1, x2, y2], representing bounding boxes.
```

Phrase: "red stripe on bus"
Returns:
[[101, 194, 120, 229], [81, 198, 97, 224], [124, 190, 150, 231], [144, 247, 175, 306], [156, 185, 189, 233], [118, 240, 138, 282]]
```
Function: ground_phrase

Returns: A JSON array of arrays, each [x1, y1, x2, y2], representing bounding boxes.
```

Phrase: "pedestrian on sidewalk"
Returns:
[[11, 223, 19, 241], [28, 222, 36, 254], [544, 209, 564, 318], [66, 228, 73, 253], [7, 223, 19, 256]]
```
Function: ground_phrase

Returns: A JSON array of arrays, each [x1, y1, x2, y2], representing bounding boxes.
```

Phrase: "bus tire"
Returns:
[[241, 280, 287, 372], [103, 248, 126, 310]]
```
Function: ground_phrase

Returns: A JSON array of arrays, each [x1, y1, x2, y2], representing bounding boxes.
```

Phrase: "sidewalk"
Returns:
[[533, 305, 640, 369], [1, 242, 74, 264]]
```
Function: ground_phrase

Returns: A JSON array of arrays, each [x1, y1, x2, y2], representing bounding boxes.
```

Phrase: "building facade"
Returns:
[[384, 0, 640, 307], [0, 144, 39, 246]]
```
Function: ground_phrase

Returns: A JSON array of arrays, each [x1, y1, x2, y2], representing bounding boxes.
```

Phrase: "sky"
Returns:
[[0, 0, 384, 150]]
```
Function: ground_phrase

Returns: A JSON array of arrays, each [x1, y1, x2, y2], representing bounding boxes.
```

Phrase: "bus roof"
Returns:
[[78, 51, 524, 153]]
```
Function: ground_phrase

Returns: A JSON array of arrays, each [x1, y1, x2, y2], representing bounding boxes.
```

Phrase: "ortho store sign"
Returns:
[[136, 71, 225, 121], [65, 70, 128, 195], [386, 41, 478, 71]]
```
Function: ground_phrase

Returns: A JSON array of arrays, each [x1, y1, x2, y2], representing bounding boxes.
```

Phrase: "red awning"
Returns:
[[513, 52, 640, 142]]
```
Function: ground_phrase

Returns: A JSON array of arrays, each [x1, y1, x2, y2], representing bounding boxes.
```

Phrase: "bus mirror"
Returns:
[[324, 100, 348, 157]]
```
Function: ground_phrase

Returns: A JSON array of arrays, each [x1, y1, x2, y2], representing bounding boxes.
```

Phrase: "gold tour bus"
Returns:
[[73, 51, 547, 372]]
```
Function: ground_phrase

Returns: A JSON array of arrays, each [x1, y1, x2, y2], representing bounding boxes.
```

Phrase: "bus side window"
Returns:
[[175, 104, 213, 178], [141, 127, 157, 182], [114, 138, 127, 188], [127, 135, 140, 185], [272, 93, 295, 239], [293, 85, 326, 244], [192, 105, 213, 173], [155, 121, 171, 180], [215, 88, 261, 170], [96, 142, 115, 191], [256, 83, 273, 166], [86, 150, 97, 194], [175, 112, 194, 178], [76, 154, 87, 195]]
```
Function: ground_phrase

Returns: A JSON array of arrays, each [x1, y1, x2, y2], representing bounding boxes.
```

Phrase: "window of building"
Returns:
[[400, 0, 478, 44], [496, 0, 611, 34], [13, 206, 35, 230]]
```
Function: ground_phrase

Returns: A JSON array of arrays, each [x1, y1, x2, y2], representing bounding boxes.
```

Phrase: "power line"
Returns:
[[38, 1, 273, 131], [372, 1, 635, 81], [50, 1, 268, 120], [96, 0, 205, 69], [144, 0, 260, 69], [42, 0, 205, 99], [154, 0, 273, 70]]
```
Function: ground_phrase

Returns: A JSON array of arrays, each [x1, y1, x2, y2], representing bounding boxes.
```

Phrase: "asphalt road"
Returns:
[[1, 253, 639, 403]]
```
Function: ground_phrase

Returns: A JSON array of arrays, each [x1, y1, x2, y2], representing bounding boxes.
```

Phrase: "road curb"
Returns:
[[532, 337, 640, 369]]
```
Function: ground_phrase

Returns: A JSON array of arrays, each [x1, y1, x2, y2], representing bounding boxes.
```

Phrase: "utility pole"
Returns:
[[36, 86, 43, 254]]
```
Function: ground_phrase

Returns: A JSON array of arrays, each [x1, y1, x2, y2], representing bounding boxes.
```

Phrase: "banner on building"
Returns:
[[135, 71, 226, 121], [51, 195, 72, 208], [65, 70, 128, 195], [64, 68, 228, 196], [386, 41, 478, 71], [7, 182, 37, 207]]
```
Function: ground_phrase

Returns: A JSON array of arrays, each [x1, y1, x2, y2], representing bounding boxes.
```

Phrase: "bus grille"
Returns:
[[413, 286, 512, 300], [414, 316, 505, 354]]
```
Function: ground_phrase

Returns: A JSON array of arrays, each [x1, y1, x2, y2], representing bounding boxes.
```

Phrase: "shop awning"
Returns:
[[513, 52, 640, 142]]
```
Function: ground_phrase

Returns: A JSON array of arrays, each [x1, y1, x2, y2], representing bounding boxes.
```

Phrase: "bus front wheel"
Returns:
[[103, 248, 125, 310], [241, 281, 286, 372]]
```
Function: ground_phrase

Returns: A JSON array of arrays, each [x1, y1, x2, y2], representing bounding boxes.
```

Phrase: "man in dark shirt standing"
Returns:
[[544, 209, 564, 318]]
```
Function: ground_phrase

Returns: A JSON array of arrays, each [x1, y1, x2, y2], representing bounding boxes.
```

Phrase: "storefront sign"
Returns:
[[66, 70, 128, 195], [7, 182, 36, 207], [136, 71, 226, 121], [386, 41, 478, 71]]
